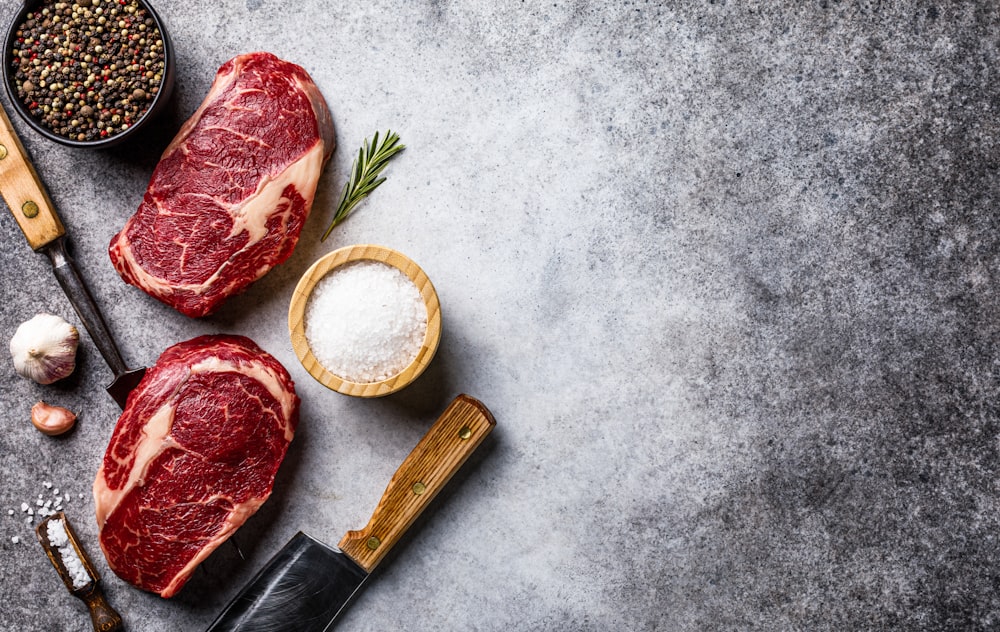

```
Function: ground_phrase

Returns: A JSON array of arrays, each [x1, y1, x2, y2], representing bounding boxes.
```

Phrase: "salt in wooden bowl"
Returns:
[[288, 244, 441, 397]]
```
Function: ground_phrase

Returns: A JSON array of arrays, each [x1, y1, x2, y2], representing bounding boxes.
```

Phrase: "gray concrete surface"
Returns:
[[2, 1, 999, 630]]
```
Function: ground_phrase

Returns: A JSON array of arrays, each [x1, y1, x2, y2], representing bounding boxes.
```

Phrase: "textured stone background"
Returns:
[[1, 1, 999, 630]]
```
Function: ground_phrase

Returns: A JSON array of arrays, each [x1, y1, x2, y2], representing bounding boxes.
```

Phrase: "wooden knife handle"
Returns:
[[0, 104, 64, 250], [338, 394, 496, 573]]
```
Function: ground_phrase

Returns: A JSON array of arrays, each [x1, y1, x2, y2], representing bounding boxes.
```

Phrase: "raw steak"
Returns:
[[109, 52, 335, 317], [93, 334, 299, 598]]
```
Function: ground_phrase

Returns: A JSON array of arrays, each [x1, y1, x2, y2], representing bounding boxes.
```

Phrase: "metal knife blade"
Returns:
[[205, 394, 496, 631], [205, 534, 366, 632], [0, 102, 144, 408]]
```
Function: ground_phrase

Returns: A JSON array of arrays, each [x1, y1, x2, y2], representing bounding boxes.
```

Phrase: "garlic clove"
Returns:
[[9, 313, 79, 385], [31, 401, 77, 436]]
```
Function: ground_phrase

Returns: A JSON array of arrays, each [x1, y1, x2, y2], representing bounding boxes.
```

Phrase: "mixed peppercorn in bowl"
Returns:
[[2, 0, 174, 148]]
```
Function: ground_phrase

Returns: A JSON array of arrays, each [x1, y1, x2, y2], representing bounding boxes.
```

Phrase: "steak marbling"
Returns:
[[94, 334, 299, 598], [109, 52, 335, 317]]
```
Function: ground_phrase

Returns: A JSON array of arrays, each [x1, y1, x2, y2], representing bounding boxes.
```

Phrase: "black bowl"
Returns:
[[2, 0, 175, 148]]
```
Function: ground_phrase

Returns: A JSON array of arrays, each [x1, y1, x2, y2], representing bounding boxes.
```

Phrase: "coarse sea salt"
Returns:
[[305, 260, 427, 383], [7, 482, 73, 543], [46, 518, 90, 589]]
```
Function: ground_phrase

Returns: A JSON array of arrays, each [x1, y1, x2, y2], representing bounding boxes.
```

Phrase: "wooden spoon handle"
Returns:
[[0, 104, 64, 250], [338, 395, 496, 573]]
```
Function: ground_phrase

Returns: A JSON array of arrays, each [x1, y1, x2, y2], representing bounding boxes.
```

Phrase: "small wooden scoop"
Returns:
[[36, 512, 123, 632]]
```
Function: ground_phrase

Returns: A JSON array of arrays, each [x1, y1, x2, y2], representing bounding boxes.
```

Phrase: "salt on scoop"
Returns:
[[46, 518, 90, 590], [305, 260, 427, 383]]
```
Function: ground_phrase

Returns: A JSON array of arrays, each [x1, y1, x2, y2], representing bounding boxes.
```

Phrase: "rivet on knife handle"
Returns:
[[338, 394, 496, 573], [0, 105, 65, 251]]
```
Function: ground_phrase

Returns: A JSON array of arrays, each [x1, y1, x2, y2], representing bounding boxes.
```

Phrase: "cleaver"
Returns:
[[206, 394, 496, 631], [0, 103, 144, 408]]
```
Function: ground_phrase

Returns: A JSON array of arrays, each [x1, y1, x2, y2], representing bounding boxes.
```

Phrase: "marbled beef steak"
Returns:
[[109, 52, 335, 317], [93, 334, 299, 598]]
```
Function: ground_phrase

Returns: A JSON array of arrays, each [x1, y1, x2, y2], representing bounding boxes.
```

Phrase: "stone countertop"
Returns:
[[1, 2, 998, 630]]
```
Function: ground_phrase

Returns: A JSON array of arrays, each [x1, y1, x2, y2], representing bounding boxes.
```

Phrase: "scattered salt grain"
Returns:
[[8, 482, 77, 543], [46, 518, 90, 589], [305, 260, 427, 383]]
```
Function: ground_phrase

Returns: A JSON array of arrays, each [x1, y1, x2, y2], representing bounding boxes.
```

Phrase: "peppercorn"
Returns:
[[9, 0, 165, 142]]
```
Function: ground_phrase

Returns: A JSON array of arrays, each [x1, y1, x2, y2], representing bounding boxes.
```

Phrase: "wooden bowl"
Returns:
[[288, 244, 441, 397]]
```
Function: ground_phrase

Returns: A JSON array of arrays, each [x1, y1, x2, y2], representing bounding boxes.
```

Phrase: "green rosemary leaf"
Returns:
[[354, 180, 385, 198], [353, 146, 365, 181], [321, 130, 405, 241]]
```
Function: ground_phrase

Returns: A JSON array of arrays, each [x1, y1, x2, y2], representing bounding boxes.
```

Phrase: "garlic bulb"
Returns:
[[10, 313, 79, 385], [31, 401, 77, 436]]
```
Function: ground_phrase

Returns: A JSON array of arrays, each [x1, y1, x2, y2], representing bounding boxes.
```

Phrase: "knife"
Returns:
[[0, 103, 145, 408], [206, 394, 496, 631]]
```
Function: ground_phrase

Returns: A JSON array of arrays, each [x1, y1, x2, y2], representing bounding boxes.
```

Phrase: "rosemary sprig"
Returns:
[[321, 130, 406, 241]]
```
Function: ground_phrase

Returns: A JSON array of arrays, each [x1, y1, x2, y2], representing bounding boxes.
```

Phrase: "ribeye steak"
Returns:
[[93, 334, 300, 598], [109, 52, 335, 317]]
